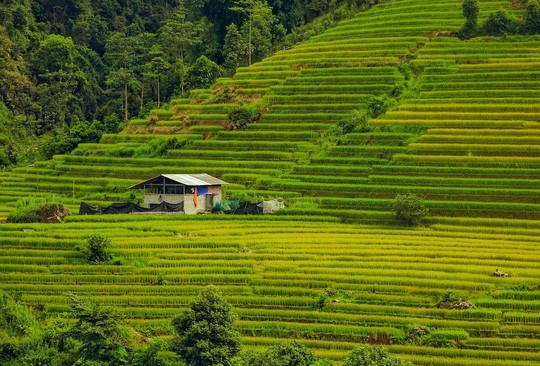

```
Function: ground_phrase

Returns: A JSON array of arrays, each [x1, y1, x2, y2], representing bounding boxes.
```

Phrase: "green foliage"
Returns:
[[236, 341, 320, 366], [392, 193, 429, 226], [186, 56, 222, 90], [462, 0, 479, 22], [523, 0, 540, 34], [223, 23, 247, 72], [331, 110, 370, 138], [441, 291, 461, 303], [7, 195, 62, 223], [228, 103, 261, 130], [261, 341, 317, 365], [459, 0, 479, 39], [424, 329, 469, 348], [367, 96, 389, 118], [130, 340, 173, 366], [172, 286, 241, 366], [0, 291, 41, 362], [482, 11, 520, 36], [63, 294, 131, 365], [84, 234, 112, 263], [343, 346, 410, 366]]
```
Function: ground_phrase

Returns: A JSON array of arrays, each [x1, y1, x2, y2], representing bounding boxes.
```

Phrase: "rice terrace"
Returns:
[[0, 0, 539, 365]]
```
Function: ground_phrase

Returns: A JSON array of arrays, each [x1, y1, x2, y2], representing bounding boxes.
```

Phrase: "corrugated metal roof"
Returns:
[[127, 174, 228, 190], [162, 174, 212, 186]]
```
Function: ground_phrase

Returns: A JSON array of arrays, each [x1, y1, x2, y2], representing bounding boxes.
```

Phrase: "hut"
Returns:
[[127, 174, 228, 214]]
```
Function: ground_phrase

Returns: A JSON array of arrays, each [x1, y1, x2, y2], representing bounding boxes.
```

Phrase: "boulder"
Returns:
[[37, 203, 71, 223]]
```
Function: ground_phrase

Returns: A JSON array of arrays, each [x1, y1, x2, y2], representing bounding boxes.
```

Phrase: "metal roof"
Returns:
[[128, 174, 228, 190]]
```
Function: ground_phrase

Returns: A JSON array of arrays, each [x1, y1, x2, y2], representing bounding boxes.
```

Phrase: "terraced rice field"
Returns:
[[1, 216, 539, 365], [1, 0, 535, 225], [0, 0, 539, 364]]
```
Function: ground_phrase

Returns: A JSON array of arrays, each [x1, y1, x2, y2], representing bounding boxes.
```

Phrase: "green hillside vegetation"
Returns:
[[0, 0, 540, 364]]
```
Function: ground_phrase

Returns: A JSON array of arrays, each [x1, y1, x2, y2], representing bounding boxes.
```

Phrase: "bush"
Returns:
[[482, 10, 520, 36], [84, 234, 112, 263], [523, 0, 540, 34], [344, 346, 410, 366], [424, 329, 469, 348], [332, 110, 370, 137], [393, 194, 429, 226], [7, 195, 67, 223], [228, 104, 261, 130], [367, 96, 389, 118]]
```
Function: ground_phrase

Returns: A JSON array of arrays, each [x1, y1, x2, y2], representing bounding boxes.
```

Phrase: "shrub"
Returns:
[[424, 329, 469, 348], [7, 195, 67, 223], [84, 234, 112, 263], [262, 341, 317, 366], [482, 11, 520, 36], [227, 104, 261, 130], [392, 194, 429, 226], [332, 110, 370, 137], [367, 96, 388, 118], [344, 346, 410, 366], [523, 0, 540, 34]]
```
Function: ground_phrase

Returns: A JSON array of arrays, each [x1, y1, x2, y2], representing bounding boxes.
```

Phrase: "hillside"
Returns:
[[1, 0, 538, 225], [0, 0, 540, 365]]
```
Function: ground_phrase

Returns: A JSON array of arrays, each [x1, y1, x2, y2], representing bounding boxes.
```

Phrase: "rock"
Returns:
[[37, 203, 71, 223]]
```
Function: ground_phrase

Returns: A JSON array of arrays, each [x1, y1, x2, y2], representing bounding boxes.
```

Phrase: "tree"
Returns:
[[482, 10, 520, 36], [393, 193, 429, 226], [459, 0, 479, 39], [344, 346, 410, 366], [523, 0, 540, 34], [159, 6, 199, 94], [186, 55, 222, 90], [231, 0, 276, 65], [144, 45, 170, 107], [223, 23, 247, 72], [63, 294, 131, 365], [172, 286, 241, 366], [105, 32, 141, 121], [84, 234, 112, 263]]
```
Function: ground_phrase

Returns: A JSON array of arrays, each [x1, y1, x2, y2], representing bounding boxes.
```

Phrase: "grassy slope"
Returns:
[[0, 0, 539, 364]]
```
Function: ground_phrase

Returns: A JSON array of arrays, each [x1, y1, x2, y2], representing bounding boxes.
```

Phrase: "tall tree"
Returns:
[[144, 44, 170, 107], [223, 23, 247, 72], [172, 286, 241, 366], [459, 0, 479, 39], [159, 7, 198, 94], [104, 32, 140, 121], [231, 0, 275, 65]]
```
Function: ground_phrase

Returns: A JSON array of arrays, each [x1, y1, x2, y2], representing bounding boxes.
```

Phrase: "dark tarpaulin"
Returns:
[[79, 201, 184, 215], [79, 202, 103, 215], [232, 201, 263, 215], [103, 202, 148, 214], [148, 201, 184, 213]]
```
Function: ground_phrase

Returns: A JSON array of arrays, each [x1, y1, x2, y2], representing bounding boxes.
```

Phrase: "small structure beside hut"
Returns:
[[127, 174, 228, 215]]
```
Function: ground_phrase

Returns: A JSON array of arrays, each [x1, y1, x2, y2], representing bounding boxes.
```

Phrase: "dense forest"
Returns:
[[0, 0, 372, 167]]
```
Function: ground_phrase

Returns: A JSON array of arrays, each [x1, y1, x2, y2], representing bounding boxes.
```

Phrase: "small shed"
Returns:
[[128, 174, 228, 214]]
